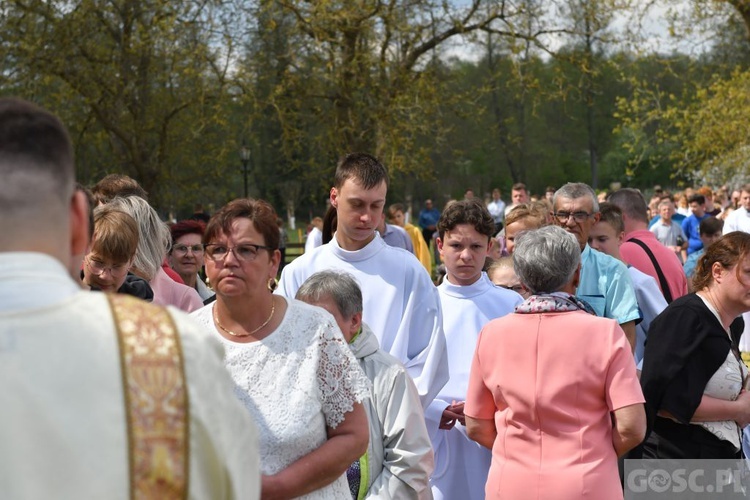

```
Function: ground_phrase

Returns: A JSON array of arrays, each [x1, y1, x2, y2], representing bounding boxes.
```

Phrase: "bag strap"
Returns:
[[627, 238, 674, 304], [108, 294, 189, 500]]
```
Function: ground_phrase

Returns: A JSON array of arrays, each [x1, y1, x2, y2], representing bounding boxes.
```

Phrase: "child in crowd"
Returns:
[[81, 204, 153, 300]]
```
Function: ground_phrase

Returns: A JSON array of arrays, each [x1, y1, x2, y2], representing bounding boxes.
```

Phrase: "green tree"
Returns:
[[1, 0, 240, 209]]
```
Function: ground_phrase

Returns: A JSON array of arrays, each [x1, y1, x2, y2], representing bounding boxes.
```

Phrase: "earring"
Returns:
[[267, 277, 279, 292]]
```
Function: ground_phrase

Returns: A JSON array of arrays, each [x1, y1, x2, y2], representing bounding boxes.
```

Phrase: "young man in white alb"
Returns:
[[429, 199, 522, 500], [277, 152, 448, 409]]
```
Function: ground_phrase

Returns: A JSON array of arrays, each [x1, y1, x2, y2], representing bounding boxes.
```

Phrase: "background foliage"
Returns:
[[1, 0, 749, 219]]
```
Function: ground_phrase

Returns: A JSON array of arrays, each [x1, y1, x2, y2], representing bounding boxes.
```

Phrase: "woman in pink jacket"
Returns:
[[465, 225, 646, 500]]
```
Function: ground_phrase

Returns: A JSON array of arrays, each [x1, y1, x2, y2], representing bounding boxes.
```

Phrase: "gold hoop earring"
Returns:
[[267, 277, 278, 292]]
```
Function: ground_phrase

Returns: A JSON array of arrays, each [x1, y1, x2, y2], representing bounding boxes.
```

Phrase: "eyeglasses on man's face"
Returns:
[[552, 211, 595, 224], [172, 244, 204, 256], [86, 256, 130, 278], [499, 284, 524, 294], [204, 243, 273, 263]]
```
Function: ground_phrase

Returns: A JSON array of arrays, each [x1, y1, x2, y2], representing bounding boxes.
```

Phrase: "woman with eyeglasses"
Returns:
[[81, 204, 153, 300], [169, 220, 214, 302], [190, 198, 370, 499]]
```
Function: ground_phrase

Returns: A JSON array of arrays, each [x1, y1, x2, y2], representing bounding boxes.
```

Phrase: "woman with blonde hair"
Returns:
[[108, 196, 203, 311], [503, 202, 548, 254]]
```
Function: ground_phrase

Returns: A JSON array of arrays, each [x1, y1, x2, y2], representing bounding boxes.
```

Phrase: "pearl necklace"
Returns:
[[213, 299, 275, 337]]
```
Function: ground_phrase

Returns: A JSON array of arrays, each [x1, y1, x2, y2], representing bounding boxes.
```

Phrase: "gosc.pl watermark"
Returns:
[[625, 460, 750, 499]]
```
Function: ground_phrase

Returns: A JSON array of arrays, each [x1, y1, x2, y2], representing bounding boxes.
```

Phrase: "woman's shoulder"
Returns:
[[282, 298, 341, 337], [284, 297, 332, 322], [655, 293, 705, 321]]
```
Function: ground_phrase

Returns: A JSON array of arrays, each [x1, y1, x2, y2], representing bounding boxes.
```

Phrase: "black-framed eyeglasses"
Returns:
[[553, 211, 595, 223], [499, 284, 524, 293], [204, 243, 274, 263], [172, 244, 204, 256]]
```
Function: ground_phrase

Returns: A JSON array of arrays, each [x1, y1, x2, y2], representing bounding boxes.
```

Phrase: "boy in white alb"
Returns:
[[277, 153, 448, 408], [428, 199, 523, 500]]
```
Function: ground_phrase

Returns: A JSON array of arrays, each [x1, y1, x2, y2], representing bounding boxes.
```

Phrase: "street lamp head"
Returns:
[[240, 141, 251, 162]]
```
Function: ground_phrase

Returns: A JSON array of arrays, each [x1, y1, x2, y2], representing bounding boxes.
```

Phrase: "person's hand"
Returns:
[[439, 401, 466, 429], [735, 390, 750, 428]]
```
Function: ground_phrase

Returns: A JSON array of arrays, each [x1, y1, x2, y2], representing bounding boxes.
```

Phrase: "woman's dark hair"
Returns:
[[204, 199, 280, 250], [693, 231, 750, 291], [322, 205, 337, 245], [170, 219, 205, 248]]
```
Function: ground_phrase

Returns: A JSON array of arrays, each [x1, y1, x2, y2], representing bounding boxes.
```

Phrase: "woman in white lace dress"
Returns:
[[191, 199, 371, 499]]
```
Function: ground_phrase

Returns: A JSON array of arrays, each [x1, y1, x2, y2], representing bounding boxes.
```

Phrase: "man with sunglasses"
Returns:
[[552, 182, 640, 351]]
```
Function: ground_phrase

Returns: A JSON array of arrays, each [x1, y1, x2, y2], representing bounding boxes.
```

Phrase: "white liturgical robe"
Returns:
[[429, 273, 522, 500], [277, 232, 448, 408], [0, 252, 260, 499]]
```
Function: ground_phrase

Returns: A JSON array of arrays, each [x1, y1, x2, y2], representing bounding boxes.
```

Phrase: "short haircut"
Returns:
[[741, 183, 750, 194], [597, 202, 624, 234], [545, 186, 556, 194], [333, 152, 389, 190], [107, 196, 171, 281], [296, 270, 363, 319], [505, 202, 547, 228], [437, 198, 495, 240], [688, 194, 705, 205], [699, 216, 723, 236], [693, 231, 750, 291], [511, 183, 527, 193], [513, 225, 581, 294], [91, 205, 139, 263], [696, 186, 713, 198], [170, 220, 206, 247], [657, 199, 674, 210], [91, 174, 148, 205], [553, 182, 599, 212], [0, 98, 75, 213], [607, 188, 649, 224], [388, 203, 406, 219], [204, 198, 280, 250]]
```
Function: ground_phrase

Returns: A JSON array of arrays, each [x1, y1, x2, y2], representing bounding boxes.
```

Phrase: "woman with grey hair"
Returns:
[[108, 196, 203, 312], [464, 225, 646, 500], [296, 270, 434, 499]]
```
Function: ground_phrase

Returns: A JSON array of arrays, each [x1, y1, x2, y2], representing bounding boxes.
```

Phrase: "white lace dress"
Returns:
[[192, 297, 371, 499]]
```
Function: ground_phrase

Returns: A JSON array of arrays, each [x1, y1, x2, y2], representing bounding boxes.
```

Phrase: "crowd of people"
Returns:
[[5, 96, 750, 499]]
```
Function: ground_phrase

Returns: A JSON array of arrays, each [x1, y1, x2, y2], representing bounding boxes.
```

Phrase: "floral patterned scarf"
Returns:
[[515, 291, 597, 315]]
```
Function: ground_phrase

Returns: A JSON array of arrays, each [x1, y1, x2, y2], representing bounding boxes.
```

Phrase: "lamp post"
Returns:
[[240, 141, 251, 198]]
